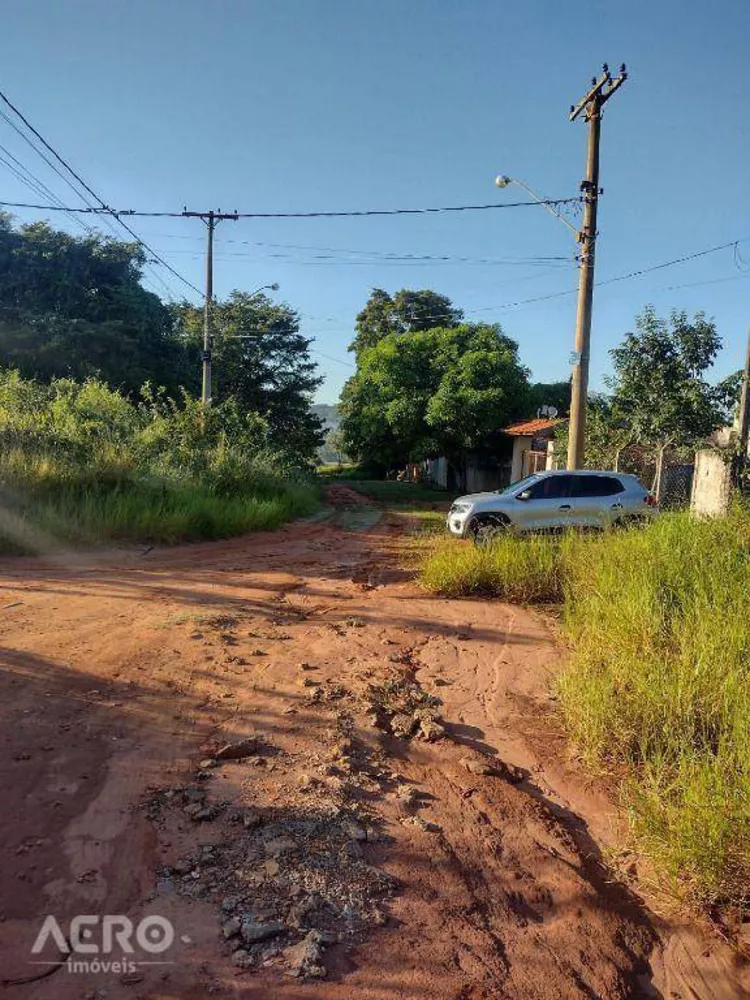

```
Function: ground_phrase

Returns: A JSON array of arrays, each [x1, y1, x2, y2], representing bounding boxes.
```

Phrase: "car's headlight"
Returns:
[[450, 503, 471, 515]]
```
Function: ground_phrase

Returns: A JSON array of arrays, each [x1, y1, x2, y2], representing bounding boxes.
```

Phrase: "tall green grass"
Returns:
[[0, 372, 319, 553], [420, 532, 567, 602], [420, 512, 750, 907]]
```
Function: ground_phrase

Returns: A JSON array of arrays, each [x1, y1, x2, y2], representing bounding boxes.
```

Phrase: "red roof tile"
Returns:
[[502, 417, 564, 436]]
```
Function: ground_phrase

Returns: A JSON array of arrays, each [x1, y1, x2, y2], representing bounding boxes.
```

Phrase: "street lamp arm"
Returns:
[[495, 175, 578, 235]]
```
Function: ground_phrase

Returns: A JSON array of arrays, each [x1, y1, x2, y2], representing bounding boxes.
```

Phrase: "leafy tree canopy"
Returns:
[[527, 380, 571, 417], [0, 217, 324, 462], [608, 305, 728, 449], [0, 217, 187, 395], [554, 394, 632, 470], [349, 288, 463, 357], [340, 322, 529, 470], [177, 291, 324, 461]]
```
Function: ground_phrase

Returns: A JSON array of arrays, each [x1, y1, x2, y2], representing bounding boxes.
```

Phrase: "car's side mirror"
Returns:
[[517, 489, 532, 501]]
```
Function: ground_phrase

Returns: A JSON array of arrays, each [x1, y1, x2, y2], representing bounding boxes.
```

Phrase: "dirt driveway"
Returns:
[[0, 489, 745, 999]]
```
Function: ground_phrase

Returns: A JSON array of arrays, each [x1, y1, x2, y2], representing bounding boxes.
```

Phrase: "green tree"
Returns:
[[608, 306, 728, 490], [554, 394, 632, 470], [527, 380, 571, 417], [177, 291, 324, 461], [340, 323, 529, 475], [349, 288, 463, 357], [0, 217, 187, 394]]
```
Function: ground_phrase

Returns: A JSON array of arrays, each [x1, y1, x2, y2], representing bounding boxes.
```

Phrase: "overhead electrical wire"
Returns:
[[0, 140, 96, 235], [158, 247, 574, 268], [299, 237, 750, 331], [0, 108, 102, 226], [0, 104, 127, 250], [150, 232, 572, 265], [0, 89, 200, 299], [304, 245, 750, 373], [0, 100, 744, 329], [0, 196, 581, 220], [0, 104, 176, 296], [309, 348, 355, 369], [471, 238, 750, 316]]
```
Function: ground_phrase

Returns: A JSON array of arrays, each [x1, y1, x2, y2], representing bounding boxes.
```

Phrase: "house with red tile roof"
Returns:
[[502, 417, 566, 482]]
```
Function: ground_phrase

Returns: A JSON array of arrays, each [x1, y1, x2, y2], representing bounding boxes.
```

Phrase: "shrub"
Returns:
[[0, 370, 319, 553]]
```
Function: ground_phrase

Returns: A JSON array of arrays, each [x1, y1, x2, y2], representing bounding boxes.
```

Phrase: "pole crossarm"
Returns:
[[569, 64, 628, 122]]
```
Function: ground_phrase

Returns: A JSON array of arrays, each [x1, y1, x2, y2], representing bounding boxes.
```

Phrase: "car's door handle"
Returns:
[[558, 504, 572, 510], [611, 502, 623, 509]]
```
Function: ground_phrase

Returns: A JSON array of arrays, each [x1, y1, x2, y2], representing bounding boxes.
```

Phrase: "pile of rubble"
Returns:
[[159, 802, 397, 978], [148, 731, 400, 980], [364, 670, 446, 743]]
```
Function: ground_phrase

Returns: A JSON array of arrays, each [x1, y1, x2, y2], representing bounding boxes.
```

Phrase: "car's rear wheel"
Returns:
[[469, 514, 510, 546], [614, 513, 650, 530]]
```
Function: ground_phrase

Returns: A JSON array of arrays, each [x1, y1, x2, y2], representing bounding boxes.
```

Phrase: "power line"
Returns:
[[158, 247, 573, 267], [482, 238, 750, 315], [0, 147, 84, 227], [300, 238, 750, 330], [144, 231, 573, 267], [0, 196, 581, 220], [0, 141, 96, 235], [156, 232, 572, 262], [0, 105, 124, 246], [658, 273, 750, 294], [310, 348, 355, 369], [307, 258, 750, 378], [0, 90, 200, 298], [0, 108, 102, 220]]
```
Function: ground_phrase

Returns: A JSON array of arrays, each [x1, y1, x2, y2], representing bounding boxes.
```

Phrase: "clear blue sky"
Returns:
[[3, 0, 749, 403]]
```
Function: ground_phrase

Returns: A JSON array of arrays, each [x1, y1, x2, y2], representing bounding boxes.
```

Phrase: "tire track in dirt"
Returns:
[[0, 491, 745, 998]]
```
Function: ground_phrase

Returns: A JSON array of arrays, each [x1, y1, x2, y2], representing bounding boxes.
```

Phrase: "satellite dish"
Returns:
[[537, 405, 559, 419]]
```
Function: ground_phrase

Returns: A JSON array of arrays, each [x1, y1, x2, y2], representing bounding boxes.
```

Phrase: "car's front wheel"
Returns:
[[468, 514, 510, 546]]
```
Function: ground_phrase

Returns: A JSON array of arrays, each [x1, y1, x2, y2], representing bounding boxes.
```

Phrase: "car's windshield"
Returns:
[[496, 474, 540, 496]]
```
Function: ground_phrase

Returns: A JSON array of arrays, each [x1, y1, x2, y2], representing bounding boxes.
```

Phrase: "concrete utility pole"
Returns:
[[735, 328, 750, 471], [566, 64, 627, 469], [183, 209, 239, 405]]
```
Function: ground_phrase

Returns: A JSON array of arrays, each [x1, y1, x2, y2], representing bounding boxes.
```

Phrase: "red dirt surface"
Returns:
[[0, 490, 746, 999]]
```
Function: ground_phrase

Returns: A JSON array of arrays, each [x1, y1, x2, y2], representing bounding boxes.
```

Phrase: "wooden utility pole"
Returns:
[[566, 64, 627, 469], [183, 209, 239, 405]]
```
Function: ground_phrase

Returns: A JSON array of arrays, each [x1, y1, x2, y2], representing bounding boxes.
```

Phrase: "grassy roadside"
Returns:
[[2, 468, 318, 554], [419, 511, 750, 909], [0, 372, 320, 554]]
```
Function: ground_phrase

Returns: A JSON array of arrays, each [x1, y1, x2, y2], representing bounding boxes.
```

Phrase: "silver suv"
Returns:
[[447, 470, 657, 543]]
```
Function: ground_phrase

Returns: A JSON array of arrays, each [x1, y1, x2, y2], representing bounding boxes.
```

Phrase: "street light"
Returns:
[[249, 283, 279, 297], [219, 283, 282, 342], [495, 174, 577, 234]]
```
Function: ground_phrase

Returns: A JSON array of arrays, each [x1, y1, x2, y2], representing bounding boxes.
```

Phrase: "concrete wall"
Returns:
[[425, 457, 449, 489], [510, 437, 529, 482], [466, 464, 502, 494], [691, 449, 732, 517], [425, 455, 511, 493]]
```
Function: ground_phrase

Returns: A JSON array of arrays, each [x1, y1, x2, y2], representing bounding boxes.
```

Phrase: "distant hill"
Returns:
[[312, 404, 347, 463], [312, 403, 341, 431]]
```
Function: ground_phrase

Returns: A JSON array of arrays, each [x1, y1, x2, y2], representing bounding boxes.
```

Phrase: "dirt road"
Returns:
[[0, 489, 745, 999]]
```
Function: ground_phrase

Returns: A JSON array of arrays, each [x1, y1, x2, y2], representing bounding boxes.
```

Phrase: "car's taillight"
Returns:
[[645, 494, 657, 507]]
